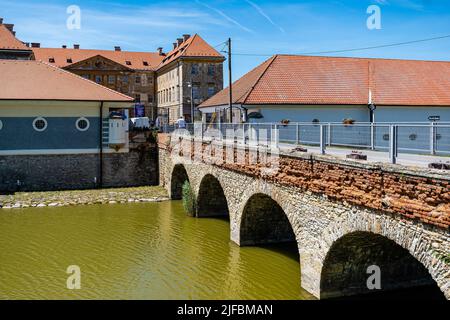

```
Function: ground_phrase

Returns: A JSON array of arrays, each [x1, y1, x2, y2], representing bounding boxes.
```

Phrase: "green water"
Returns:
[[0, 201, 315, 300]]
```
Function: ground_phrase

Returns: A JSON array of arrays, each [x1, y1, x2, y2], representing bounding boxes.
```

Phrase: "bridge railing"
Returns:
[[161, 122, 450, 164]]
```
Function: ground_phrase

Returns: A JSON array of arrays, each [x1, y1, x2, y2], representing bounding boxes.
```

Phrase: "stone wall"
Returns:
[[0, 148, 158, 192], [158, 136, 450, 299]]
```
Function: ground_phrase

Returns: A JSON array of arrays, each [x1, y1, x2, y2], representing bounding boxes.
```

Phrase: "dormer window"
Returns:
[[49, 57, 55, 63], [67, 58, 73, 63], [143, 61, 149, 66], [125, 61, 131, 66]]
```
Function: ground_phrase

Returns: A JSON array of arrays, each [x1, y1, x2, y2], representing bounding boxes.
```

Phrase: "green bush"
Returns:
[[182, 181, 196, 217]]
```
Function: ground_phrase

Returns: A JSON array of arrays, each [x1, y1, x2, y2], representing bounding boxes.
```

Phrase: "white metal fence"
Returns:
[[162, 122, 450, 164]]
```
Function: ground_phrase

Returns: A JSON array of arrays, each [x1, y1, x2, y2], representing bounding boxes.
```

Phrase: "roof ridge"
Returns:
[[240, 55, 278, 104], [275, 53, 450, 64], [37, 60, 133, 101]]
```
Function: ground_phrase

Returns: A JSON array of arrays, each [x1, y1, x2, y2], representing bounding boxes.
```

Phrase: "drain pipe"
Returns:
[[99, 101, 104, 188]]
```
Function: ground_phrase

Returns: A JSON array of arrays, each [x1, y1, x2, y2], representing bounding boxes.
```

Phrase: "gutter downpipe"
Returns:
[[99, 101, 104, 188]]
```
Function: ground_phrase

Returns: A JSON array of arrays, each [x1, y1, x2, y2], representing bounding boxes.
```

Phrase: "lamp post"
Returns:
[[187, 81, 195, 123]]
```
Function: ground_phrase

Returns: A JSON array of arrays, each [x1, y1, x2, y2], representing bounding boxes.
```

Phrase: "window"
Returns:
[[148, 95, 153, 103], [108, 75, 116, 84], [208, 86, 215, 97], [76, 117, 90, 132], [135, 94, 141, 103], [49, 57, 55, 63], [191, 64, 199, 75], [208, 64, 215, 76], [33, 117, 48, 132], [193, 86, 200, 99], [81, 74, 90, 80], [135, 75, 141, 84], [0, 119, 3, 131], [143, 61, 149, 66], [67, 58, 73, 63], [122, 75, 129, 83], [95, 75, 102, 84], [125, 61, 131, 66]]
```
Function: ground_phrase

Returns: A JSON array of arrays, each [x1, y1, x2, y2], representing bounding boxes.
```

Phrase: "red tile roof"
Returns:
[[32, 34, 223, 72], [0, 24, 30, 51], [158, 34, 224, 69], [200, 55, 450, 108], [33, 47, 164, 71], [0, 60, 133, 102]]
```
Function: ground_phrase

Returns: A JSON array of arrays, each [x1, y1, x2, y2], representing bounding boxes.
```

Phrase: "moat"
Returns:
[[0, 201, 316, 300]]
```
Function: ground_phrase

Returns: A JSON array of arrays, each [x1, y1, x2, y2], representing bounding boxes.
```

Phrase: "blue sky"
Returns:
[[1, 0, 449, 79]]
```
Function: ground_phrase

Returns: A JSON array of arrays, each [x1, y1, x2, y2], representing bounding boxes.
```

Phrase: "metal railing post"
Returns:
[[430, 122, 436, 155], [370, 123, 375, 150], [296, 123, 300, 145], [389, 125, 398, 164], [319, 124, 325, 155], [327, 123, 331, 146], [273, 124, 279, 148], [242, 123, 246, 145]]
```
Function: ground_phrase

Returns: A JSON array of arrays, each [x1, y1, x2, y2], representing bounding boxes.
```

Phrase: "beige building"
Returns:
[[156, 34, 225, 123]]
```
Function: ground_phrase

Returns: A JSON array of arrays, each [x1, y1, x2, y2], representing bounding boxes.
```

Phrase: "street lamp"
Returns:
[[187, 81, 194, 123]]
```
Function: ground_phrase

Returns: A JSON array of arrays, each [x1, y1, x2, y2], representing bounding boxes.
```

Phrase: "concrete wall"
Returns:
[[248, 105, 370, 123], [158, 138, 450, 299], [0, 148, 158, 193], [375, 106, 450, 122]]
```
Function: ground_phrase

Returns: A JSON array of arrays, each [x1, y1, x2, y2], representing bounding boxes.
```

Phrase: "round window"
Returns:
[[76, 117, 90, 132], [33, 117, 48, 132]]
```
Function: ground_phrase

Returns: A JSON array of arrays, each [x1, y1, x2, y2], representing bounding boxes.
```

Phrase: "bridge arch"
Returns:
[[170, 164, 190, 200], [239, 193, 297, 247], [196, 174, 229, 217], [319, 229, 447, 300]]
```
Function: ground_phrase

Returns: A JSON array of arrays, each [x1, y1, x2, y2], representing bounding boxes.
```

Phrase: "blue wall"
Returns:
[[0, 117, 100, 150]]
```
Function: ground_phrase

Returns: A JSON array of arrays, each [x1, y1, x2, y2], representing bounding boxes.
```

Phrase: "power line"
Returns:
[[229, 34, 450, 57]]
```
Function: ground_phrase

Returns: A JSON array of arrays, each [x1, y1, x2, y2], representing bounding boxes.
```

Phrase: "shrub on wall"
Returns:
[[182, 181, 196, 217]]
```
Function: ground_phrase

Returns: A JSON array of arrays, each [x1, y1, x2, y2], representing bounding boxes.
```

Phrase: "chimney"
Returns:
[[183, 34, 191, 41], [62, 45, 67, 49], [173, 43, 178, 50], [31, 43, 40, 48], [114, 46, 121, 51], [157, 47, 164, 55], [73, 44, 80, 49], [177, 38, 183, 46], [4, 23, 14, 32]]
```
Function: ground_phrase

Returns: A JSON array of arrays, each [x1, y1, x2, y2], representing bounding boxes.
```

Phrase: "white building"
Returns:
[[199, 55, 450, 124]]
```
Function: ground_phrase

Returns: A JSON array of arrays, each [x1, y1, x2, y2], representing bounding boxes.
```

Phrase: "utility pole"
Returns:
[[228, 38, 233, 123]]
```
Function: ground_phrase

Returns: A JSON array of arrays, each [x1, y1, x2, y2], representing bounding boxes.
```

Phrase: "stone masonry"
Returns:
[[158, 134, 450, 299], [0, 148, 158, 192]]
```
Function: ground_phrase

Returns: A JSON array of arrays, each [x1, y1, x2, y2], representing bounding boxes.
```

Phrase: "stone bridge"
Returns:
[[158, 134, 449, 299]]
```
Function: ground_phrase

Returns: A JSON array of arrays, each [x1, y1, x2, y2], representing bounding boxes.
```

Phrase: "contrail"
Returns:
[[196, 0, 254, 34], [245, 0, 285, 33]]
